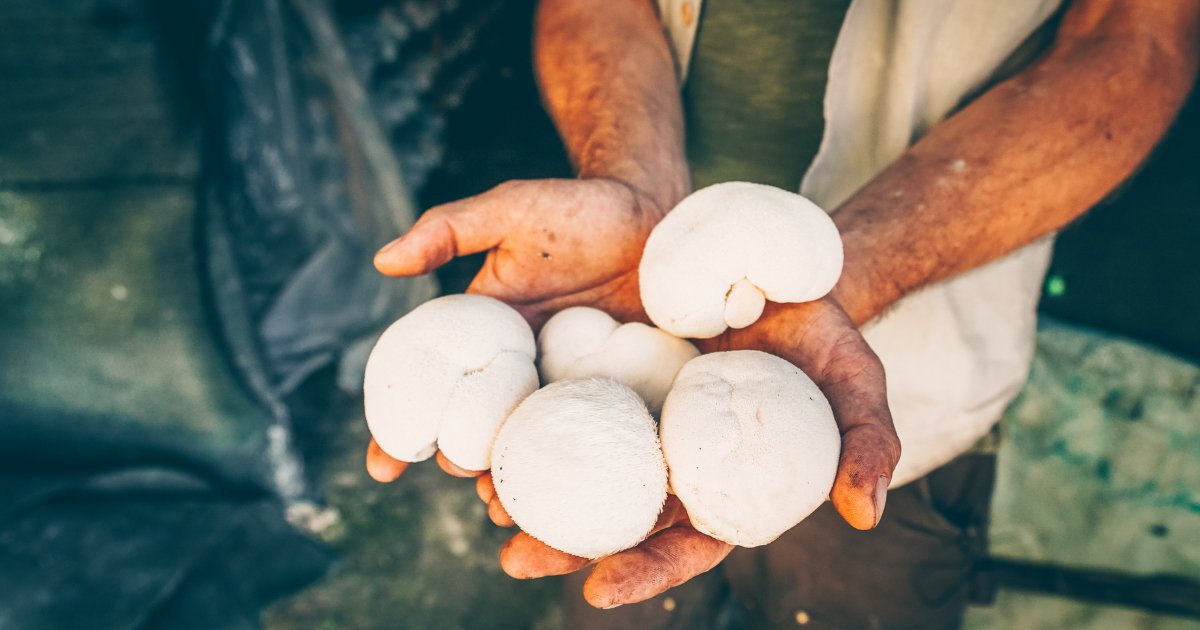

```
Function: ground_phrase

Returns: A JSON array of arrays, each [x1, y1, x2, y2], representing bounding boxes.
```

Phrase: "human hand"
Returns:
[[489, 490, 733, 609], [495, 296, 898, 608], [364, 177, 678, 486], [369, 177, 896, 607], [373, 178, 678, 328], [712, 296, 900, 531]]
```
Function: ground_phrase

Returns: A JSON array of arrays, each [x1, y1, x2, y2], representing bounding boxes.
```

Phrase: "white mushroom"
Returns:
[[659, 350, 840, 547], [639, 182, 843, 338], [491, 379, 668, 559], [537, 306, 700, 413], [363, 294, 538, 471]]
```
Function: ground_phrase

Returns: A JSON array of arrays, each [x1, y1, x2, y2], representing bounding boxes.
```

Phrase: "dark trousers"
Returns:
[[563, 454, 996, 629]]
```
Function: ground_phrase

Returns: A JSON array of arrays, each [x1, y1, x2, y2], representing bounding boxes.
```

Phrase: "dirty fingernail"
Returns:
[[874, 475, 889, 528]]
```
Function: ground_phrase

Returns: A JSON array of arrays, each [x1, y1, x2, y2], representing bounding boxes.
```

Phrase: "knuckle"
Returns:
[[492, 179, 525, 195]]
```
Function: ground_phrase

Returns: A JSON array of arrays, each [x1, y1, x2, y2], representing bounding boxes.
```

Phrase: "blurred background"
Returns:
[[0, 0, 1197, 628]]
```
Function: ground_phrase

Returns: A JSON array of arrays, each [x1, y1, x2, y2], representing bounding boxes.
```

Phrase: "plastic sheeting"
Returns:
[[0, 0, 492, 626], [200, 0, 492, 499]]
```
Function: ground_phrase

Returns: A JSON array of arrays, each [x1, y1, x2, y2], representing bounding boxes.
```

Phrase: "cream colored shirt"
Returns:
[[658, 0, 1063, 485]]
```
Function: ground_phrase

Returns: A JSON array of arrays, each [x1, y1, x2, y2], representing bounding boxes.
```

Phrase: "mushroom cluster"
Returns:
[[363, 182, 846, 558], [363, 295, 677, 558]]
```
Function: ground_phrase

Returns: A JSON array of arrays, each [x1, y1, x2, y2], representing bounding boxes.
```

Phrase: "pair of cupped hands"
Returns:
[[366, 177, 900, 608]]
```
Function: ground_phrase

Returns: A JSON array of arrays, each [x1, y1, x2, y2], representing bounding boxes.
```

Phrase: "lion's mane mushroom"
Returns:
[[660, 350, 840, 547], [491, 378, 668, 559], [363, 294, 538, 471], [639, 182, 843, 339], [537, 306, 699, 413]]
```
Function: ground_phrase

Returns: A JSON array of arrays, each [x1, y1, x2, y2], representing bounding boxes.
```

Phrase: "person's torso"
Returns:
[[664, 0, 1065, 485], [684, 0, 852, 191]]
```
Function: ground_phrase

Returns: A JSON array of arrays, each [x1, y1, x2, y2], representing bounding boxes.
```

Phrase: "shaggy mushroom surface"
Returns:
[[491, 378, 668, 558], [660, 350, 840, 546], [537, 306, 699, 413], [639, 182, 843, 338]]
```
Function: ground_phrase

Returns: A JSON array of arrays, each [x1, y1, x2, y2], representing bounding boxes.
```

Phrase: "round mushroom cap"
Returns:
[[660, 350, 840, 547], [535, 306, 620, 383], [363, 294, 538, 470], [537, 307, 699, 413], [491, 379, 668, 559], [639, 182, 843, 338]]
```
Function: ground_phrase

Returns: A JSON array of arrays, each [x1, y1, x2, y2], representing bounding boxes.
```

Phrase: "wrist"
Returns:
[[831, 258, 913, 327], [831, 206, 916, 326], [579, 156, 691, 220], [702, 301, 821, 363], [829, 272, 880, 328]]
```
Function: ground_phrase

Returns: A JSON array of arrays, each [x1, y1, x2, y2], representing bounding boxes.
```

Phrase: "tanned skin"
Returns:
[[369, 0, 1200, 609]]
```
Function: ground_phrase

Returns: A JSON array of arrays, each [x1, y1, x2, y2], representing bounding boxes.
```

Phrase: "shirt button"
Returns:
[[795, 610, 811, 625], [662, 596, 677, 612]]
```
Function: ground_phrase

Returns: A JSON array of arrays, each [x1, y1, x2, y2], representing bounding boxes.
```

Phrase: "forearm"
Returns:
[[535, 0, 690, 212], [831, 0, 1200, 326]]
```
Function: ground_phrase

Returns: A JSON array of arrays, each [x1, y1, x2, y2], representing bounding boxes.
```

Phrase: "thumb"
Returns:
[[829, 424, 899, 530], [374, 189, 512, 276], [806, 333, 900, 530], [582, 527, 732, 608], [821, 359, 900, 530]]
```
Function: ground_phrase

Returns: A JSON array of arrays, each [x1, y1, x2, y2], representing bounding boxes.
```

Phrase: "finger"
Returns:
[[487, 498, 516, 527], [495, 497, 684, 575], [816, 340, 901, 530], [647, 495, 687, 537], [473, 473, 516, 525], [831, 424, 899, 530], [499, 531, 589, 578], [436, 450, 484, 478], [475, 473, 496, 504], [366, 438, 409, 483], [582, 527, 733, 609], [721, 300, 901, 530], [374, 187, 515, 277]]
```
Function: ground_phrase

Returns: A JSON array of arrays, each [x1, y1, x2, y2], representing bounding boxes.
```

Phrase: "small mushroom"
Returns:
[[537, 306, 700, 413], [491, 379, 668, 559], [659, 350, 840, 547], [363, 294, 538, 471], [639, 182, 843, 338]]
